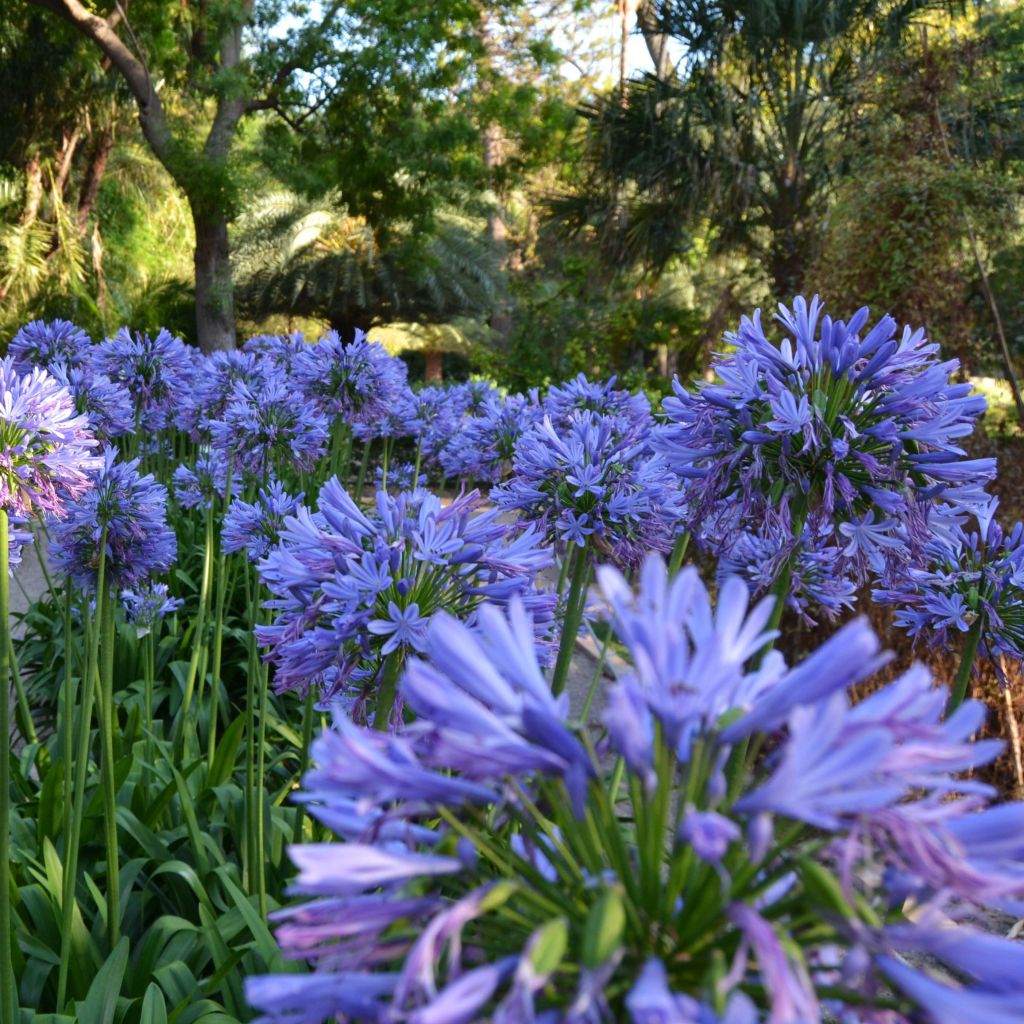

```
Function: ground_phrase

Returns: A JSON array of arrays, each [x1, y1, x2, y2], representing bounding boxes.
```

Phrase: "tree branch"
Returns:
[[25, 0, 173, 165]]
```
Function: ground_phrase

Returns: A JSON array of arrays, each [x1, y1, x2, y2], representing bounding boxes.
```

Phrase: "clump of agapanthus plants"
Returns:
[[249, 557, 1024, 1023], [657, 296, 994, 622], [0, 354, 101, 1015], [875, 496, 1024, 713], [48, 444, 176, 976], [256, 479, 556, 727]]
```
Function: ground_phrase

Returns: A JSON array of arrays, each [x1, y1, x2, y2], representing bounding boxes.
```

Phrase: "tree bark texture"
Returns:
[[193, 210, 236, 352]]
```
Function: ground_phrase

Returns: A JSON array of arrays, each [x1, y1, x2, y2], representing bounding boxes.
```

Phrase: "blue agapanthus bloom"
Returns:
[[656, 296, 994, 590], [8, 318, 92, 371], [173, 449, 230, 511], [50, 447, 176, 591], [120, 582, 183, 638], [291, 330, 408, 426], [544, 372, 652, 442], [351, 383, 418, 443], [89, 326, 195, 433], [222, 479, 304, 563], [408, 385, 461, 466], [493, 412, 686, 568], [242, 331, 307, 370], [209, 377, 328, 481], [440, 391, 544, 484], [373, 462, 425, 492], [0, 356, 101, 518], [175, 349, 271, 441], [255, 480, 556, 720], [249, 557, 1024, 1023], [875, 497, 1024, 669], [47, 361, 134, 441]]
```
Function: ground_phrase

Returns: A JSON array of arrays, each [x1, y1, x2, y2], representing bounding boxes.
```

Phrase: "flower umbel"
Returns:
[[250, 557, 1024, 1022]]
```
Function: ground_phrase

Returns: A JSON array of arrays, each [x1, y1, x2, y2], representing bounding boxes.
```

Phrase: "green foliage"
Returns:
[[7, 510, 322, 1019], [232, 190, 505, 331], [811, 28, 1018, 365]]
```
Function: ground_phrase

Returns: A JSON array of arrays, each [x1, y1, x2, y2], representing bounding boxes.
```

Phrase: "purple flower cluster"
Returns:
[[256, 480, 555, 718], [544, 372, 652, 441], [657, 296, 994, 610], [249, 558, 1024, 1023], [440, 391, 544, 484], [493, 412, 686, 567], [291, 330, 408, 426], [876, 497, 1024, 667], [0, 356, 101, 518], [47, 361, 134, 441], [91, 327, 195, 433], [222, 480, 304, 562], [173, 450, 230, 510], [120, 582, 183, 637], [8, 318, 91, 371], [209, 377, 328, 482], [50, 447, 176, 592]]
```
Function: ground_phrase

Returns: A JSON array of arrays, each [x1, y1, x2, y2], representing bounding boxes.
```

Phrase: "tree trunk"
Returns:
[[193, 210, 236, 352], [424, 349, 443, 384], [77, 124, 115, 232]]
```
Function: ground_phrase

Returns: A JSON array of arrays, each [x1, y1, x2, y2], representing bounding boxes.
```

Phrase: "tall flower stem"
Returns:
[[57, 527, 106, 1008], [373, 652, 402, 731], [8, 636, 37, 748], [255, 657, 270, 918], [143, 632, 156, 775], [667, 530, 690, 577], [293, 688, 317, 843], [947, 615, 984, 717], [97, 584, 120, 947], [175, 502, 215, 753], [206, 467, 235, 768], [354, 441, 372, 502], [413, 437, 424, 484], [0, 511, 15, 1024], [242, 565, 258, 895], [552, 545, 592, 697]]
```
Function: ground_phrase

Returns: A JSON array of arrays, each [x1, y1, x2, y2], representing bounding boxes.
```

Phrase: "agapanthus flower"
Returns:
[[0, 356, 101, 517], [351, 384, 419, 443], [440, 392, 544, 484], [209, 377, 328, 481], [222, 480, 304, 562], [656, 296, 994, 592], [176, 349, 271, 441], [544, 372, 652, 442], [249, 557, 1024, 1023], [120, 582, 183, 638], [493, 412, 686, 568], [242, 331, 307, 370], [875, 497, 1024, 670], [89, 326, 195, 433], [47, 361, 134, 440], [408, 385, 461, 465], [291, 330, 408, 425], [255, 480, 555, 720], [173, 449, 230, 510], [717, 509, 858, 624], [50, 447, 176, 591], [9, 318, 91, 370], [373, 462, 425, 492]]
